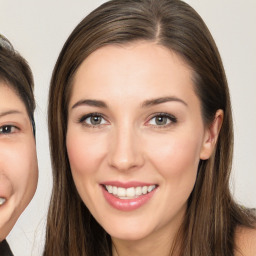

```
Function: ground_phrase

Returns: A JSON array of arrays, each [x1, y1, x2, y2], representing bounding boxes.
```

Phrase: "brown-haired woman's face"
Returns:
[[66, 42, 221, 243], [0, 83, 38, 240]]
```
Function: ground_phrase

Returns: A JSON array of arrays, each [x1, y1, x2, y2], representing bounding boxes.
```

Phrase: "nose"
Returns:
[[108, 124, 144, 171]]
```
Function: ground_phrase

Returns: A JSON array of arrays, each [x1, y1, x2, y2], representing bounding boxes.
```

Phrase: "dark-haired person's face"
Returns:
[[66, 42, 222, 244], [0, 84, 38, 240]]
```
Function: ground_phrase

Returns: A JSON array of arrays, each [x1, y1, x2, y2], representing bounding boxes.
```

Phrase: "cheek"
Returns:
[[0, 140, 38, 207], [66, 131, 107, 177], [66, 131, 108, 208], [145, 132, 202, 178], [143, 133, 202, 220], [10, 143, 38, 199]]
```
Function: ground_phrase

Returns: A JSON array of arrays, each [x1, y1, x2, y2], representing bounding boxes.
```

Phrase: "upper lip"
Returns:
[[100, 181, 157, 188]]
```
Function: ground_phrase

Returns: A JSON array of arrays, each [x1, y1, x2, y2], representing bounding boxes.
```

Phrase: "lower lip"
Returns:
[[101, 186, 157, 211]]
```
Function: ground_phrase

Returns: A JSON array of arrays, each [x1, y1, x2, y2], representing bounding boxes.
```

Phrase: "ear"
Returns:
[[200, 109, 224, 160]]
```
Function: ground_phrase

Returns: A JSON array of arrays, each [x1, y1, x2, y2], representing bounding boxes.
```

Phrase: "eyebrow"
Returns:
[[71, 99, 108, 109], [141, 96, 188, 107], [0, 110, 23, 118], [71, 96, 187, 110]]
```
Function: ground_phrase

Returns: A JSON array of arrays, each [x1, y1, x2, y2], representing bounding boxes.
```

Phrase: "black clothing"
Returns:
[[0, 240, 14, 256]]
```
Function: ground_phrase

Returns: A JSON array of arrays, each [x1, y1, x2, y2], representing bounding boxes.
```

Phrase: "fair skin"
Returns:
[[66, 42, 222, 255], [235, 226, 256, 256], [0, 83, 38, 241]]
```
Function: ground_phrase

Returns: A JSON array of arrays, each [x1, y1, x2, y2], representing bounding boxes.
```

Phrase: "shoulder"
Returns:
[[235, 225, 256, 256]]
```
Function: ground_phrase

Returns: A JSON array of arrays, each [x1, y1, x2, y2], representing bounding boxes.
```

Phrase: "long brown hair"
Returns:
[[44, 0, 255, 255]]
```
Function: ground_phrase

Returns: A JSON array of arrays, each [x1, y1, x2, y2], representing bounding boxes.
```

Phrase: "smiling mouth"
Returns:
[[103, 185, 157, 199], [0, 197, 6, 206]]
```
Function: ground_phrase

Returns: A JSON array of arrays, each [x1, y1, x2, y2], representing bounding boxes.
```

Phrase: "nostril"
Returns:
[[109, 157, 141, 171]]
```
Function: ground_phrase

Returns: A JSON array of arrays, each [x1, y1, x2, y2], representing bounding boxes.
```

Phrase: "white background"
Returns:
[[0, 0, 255, 255]]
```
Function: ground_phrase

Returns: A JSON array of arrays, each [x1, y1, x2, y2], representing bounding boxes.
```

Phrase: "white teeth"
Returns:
[[142, 186, 148, 194], [117, 187, 126, 197], [135, 186, 142, 196], [104, 185, 156, 199], [126, 187, 135, 197], [106, 185, 113, 193], [148, 185, 155, 192], [0, 197, 6, 205], [112, 186, 118, 195]]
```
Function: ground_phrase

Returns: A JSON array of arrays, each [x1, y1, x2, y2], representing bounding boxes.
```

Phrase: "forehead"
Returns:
[[72, 42, 195, 97], [0, 82, 27, 112], [76, 42, 192, 77]]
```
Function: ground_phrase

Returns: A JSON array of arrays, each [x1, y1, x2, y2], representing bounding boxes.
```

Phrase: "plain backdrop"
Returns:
[[0, 0, 255, 255]]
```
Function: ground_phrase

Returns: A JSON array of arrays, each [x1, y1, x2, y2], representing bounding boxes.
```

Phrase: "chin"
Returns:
[[109, 230, 150, 241], [102, 219, 153, 241]]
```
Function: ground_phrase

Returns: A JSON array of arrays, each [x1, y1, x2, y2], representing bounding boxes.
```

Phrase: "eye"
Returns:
[[80, 113, 108, 127], [147, 113, 177, 127], [0, 125, 17, 134]]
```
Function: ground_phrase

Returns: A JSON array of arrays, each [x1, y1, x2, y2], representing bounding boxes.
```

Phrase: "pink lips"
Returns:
[[101, 181, 157, 211]]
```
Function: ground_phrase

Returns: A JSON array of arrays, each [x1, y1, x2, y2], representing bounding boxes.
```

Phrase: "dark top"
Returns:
[[0, 240, 14, 256]]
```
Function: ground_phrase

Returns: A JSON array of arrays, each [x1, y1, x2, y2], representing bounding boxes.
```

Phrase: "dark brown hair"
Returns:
[[0, 34, 36, 135], [44, 0, 255, 255]]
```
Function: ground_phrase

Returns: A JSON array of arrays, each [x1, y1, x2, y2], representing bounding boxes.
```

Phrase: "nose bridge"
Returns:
[[108, 121, 143, 171]]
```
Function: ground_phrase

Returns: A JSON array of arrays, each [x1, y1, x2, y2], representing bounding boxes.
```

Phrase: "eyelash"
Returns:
[[77, 112, 177, 128]]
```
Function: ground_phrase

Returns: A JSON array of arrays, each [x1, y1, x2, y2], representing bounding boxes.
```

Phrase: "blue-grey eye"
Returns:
[[84, 115, 107, 126], [149, 116, 170, 126], [148, 114, 177, 126]]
